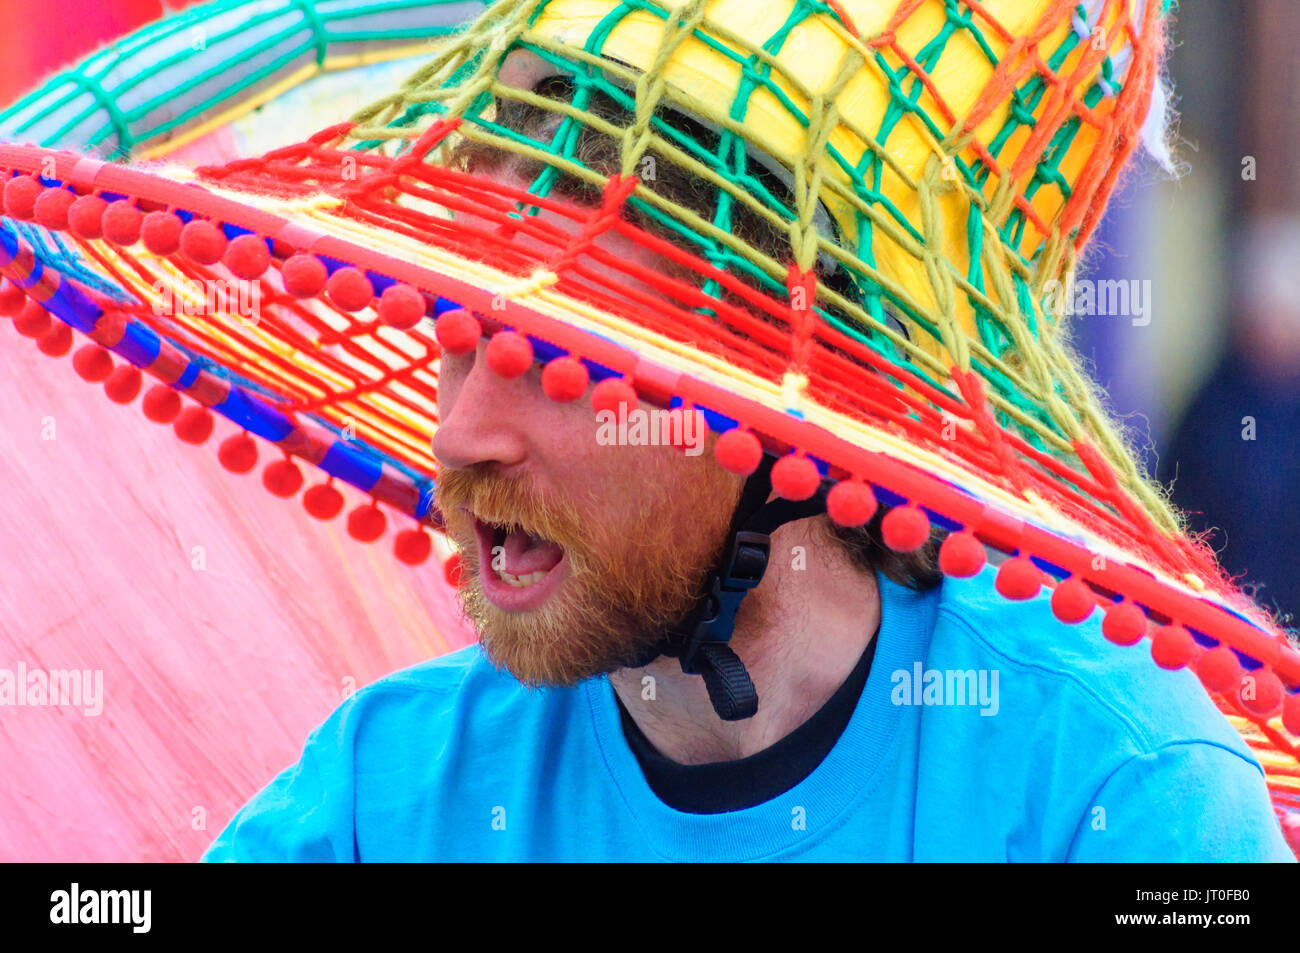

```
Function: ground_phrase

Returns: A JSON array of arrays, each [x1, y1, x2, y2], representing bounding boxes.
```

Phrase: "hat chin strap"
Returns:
[[626, 456, 827, 721]]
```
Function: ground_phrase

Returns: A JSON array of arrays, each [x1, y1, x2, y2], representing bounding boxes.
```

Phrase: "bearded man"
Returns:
[[201, 1, 1294, 862]]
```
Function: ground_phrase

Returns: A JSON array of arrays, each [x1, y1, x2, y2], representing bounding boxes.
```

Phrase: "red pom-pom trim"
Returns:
[[541, 357, 590, 402], [325, 266, 374, 312], [1150, 624, 1195, 670], [377, 284, 426, 330], [104, 365, 142, 404], [0, 280, 25, 316], [4, 175, 41, 219], [14, 301, 52, 339], [141, 211, 183, 256], [142, 384, 182, 423], [263, 459, 304, 497], [1282, 692, 1300, 736], [37, 322, 73, 357], [218, 433, 258, 473], [281, 254, 327, 298], [1050, 576, 1095, 623], [1238, 669, 1284, 717], [771, 454, 820, 501], [304, 482, 345, 520], [174, 406, 214, 445], [394, 528, 434, 565], [347, 502, 387, 542], [485, 331, 533, 378], [435, 308, 481, 354], [180, 219, 227, 265], [827, 480, 877, 527], [34, 188, 75, 230], [102, 201, 142, 246], [714, 428, 762, 476], [591, 377, 638, 417], [1103, 601, 1147, 646], [68, 195, 107, 239], [225, 234, 271, 279], [938, 531, 985, 577], [443, 552, 466, 588], [1196, 645, 1242, 694], [881, 505, 930, 552], [996, 556, 1041, 600], [71, 344, 113, 382]]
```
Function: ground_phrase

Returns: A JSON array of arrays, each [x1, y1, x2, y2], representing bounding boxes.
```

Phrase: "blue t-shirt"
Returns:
[[202, 565, 1294, 861]]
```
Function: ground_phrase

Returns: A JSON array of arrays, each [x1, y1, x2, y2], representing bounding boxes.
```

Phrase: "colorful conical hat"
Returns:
[[2, 0, 1298, 849]]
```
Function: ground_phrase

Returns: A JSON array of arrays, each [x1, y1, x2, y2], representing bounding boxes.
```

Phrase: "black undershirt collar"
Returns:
[[614, 629, 879, 814]]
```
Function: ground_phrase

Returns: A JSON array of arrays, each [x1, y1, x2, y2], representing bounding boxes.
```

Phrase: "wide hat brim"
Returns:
[[1, 0, 1298, 843]]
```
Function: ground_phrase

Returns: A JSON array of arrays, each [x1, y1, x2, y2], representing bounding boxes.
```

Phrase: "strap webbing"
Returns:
[[640, 456, 827, 721]]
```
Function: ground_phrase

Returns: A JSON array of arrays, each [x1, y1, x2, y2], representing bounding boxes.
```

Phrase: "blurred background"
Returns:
[[0, 0, 1295, 859], [1070, 0, 1300, 630]]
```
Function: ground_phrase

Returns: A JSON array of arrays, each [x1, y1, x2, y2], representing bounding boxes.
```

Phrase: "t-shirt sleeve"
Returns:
[[201, 713, 357, 863], [1066, 740, 1295, 862]]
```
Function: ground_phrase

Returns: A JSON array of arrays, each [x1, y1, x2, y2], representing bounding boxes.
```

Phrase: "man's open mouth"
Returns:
[[470, 511, 569, 610]]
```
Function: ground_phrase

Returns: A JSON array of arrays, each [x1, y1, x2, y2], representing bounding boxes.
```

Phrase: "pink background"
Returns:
[[0, 318, 473, 861]]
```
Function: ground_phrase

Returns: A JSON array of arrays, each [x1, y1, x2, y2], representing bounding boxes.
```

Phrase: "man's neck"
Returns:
[[609, 516, 881, 765]]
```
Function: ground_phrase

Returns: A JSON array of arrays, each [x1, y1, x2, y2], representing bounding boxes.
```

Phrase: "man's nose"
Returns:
[[431, 347, 531, 471]]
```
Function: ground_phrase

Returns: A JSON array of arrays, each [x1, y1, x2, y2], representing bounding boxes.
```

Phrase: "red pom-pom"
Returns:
[[541, 357, 589, 402], [434, 308, 480, 354], [281, 254, 327, 298], [325, 266, 374, 312], [485, 331, 533, 378], [443, 552, 466, 588], [1238, 668, 1285, 718], [303, 482, 345, 520], [225, 234, 270, 279], [67, 195, 107, 239], [142, 384, 182, 423], [881, 505, 930, 552], [218, 433, 258, 473], [827, 481, 877, 527], [714, 429, 762, 476], [102, 201, 142, 246], [33, 187, 75, 230], [174, 406, 214, 445], [377, 284, 425, 330], [347, 502, 387, 542], [72, 344, 113, 382], [180, 219, 227, 265], [141, 211, 183, 255], [1196, 646, 1242, 694], [938, 531, 985, 577], [13, 301, 52, 338], [104, 365, 142, 404], [4, 175, 41, 219], [394, 528, 433, 565], [0, 280, 25, 316], [1103, 601, 1147, 646], [1050, 576, 1095, 623], [1282, 692, 1300, 735], [996, 556, 1041, 600], [37, 322, 73, 357], [772, 454, 820, 501], [263, 459, 304, 497], [1150, 624, 1195, 670], [591, 377, 638, 417]]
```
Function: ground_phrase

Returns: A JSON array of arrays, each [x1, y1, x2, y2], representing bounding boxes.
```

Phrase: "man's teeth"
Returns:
[[496, 568, 547, 588]]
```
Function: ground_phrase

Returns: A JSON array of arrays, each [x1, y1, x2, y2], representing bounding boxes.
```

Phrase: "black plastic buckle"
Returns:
[[721, 531, 771, 590], [678, 531, 771, 676]]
